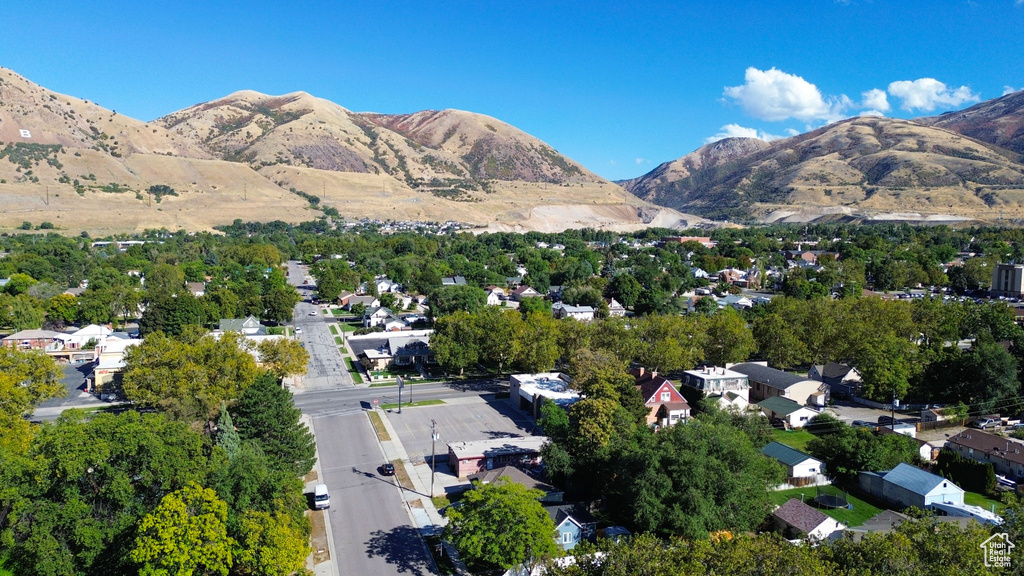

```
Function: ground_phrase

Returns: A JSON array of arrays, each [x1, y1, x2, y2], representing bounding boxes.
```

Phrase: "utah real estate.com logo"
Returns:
[[981, 533, 1014, 568]]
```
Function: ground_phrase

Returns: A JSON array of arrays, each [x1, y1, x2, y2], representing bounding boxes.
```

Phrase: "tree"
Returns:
[[256, 338, 310, 379], [630, 315, 703, 373], [45, 293, 78, 325], [0, 346, 63, 421], [605, 415, 784, 538], [215, 404, 241, 461], [262, 285, 300, 324], [121, 330, 260, 421], [515, 311, 561, 373], [806, 426, 922, 481], [854, 333, 916, 402], [701, 309, 755, 366], [140, 293, 205, 336], [431, 310, 481, 376], [443, 478, 559, 570], [430, 285, 487, 317], [476, 307, 525, 374], [234, 509, 310, 576], [518, 296, 552, 316], [131, 482, 234, 576], [606, 274, 642, 308], [231, 373, 316, 475], [7, 294, 45, 331]]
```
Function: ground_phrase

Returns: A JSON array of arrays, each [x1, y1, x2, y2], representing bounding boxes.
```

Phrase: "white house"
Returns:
[[773, 498, 846, 542], [363, 307, 405, 330], [485, 289, 504, 306], [757, 396, 819, 429], [551, 302, 595, 321], [65, 324, 113, 349], [761, 441, 825, 479], [606, 298, 626, 317]]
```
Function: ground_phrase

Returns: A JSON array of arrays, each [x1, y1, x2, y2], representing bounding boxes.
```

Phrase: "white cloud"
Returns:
[[1004, 86, 1023, 96], [635, 158, 648, 165], [887, 78, 980, 112], [704, 124, 787, 144], [859, 109, 886, 117], [861, 88, 890, 112], [723, 67, 851, 123], [785, 128, 800, 136]]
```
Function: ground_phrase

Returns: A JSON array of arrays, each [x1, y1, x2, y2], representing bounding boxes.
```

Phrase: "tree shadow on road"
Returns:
[[364, 525, 435, 576]]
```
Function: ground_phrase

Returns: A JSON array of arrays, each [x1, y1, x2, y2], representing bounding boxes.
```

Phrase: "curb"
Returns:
[[301, 413, 340, 576]]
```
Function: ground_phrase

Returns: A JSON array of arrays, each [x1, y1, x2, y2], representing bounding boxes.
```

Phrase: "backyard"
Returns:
[[769, 485, 882, 527], [771, 428, 817, 452]]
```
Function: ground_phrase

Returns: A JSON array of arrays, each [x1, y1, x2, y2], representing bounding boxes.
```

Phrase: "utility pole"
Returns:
[[397, 376, 404, 414], [431, 419, 438, 497]]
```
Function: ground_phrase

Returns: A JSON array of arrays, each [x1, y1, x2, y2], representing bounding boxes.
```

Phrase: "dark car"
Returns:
[[380, 462, 395, 476]]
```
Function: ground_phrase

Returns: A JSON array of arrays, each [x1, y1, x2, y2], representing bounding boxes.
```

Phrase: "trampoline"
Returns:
[[813, 485, 851, 509]]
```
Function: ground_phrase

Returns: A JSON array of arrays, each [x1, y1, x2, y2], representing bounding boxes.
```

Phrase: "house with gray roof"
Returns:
[[545, 504, 598, 551], [761, 441, 825, 479], [731, 362, 829, 406], [809, 362, 862, 398], [218, 315, 264, 335], [441, 276, 468, 286], [772, 498, 845, 542], [858, 462, 965, 509]]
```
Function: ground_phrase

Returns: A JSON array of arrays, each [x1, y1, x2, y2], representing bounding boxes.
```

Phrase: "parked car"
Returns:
[[380, 462, 395, 476], [313, 484, 330, 509], [294, 327, 303, 334], [851, 420, 875, 429], [308, 311, 318, 316], [971, 418, 1001, 430]]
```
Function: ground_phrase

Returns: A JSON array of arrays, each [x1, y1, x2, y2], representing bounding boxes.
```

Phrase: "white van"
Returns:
[[313, 484, 330, 509]]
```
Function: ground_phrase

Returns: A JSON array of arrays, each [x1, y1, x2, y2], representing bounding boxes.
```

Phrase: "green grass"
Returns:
[[771, 428, 817, 452], [770, 485, 882, 527], [965, 491, 1006, 515], [380, 399, 445, 410], [346, 357, 364, 384], [338, 321, 361, 333], [334, 336, 343, 345], [266, 326, 286, 336], [0, 550, 13, 576], [369, 378, 444, 387], [329, 324, 338, 335]]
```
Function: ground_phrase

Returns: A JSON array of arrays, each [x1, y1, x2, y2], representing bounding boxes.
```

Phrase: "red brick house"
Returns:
[[631, 368, 691, 427]]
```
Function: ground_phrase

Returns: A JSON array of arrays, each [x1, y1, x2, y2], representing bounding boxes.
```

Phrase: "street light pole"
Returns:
[[397, 376, 404, 414], [431, 419, 438, 497]]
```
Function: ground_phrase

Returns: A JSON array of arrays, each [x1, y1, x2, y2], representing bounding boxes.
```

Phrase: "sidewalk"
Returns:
[[301, 414, 340, 576]]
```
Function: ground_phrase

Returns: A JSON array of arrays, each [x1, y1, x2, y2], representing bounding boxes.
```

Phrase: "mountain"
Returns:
[[623, 114, 1024, 223], [918, 89, 1024, 156], [0, 67, 692, 234]]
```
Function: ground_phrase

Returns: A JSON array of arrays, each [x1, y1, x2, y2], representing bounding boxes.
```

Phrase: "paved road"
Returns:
[[312, 413, 435, 576], [32, 362, 107, 420], [286, 260, 353, 390]]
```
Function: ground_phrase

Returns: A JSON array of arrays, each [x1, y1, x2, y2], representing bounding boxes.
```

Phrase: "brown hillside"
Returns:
[[919, 89, 1024, 156]]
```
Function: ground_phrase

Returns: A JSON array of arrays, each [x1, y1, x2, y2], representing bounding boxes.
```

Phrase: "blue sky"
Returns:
[[2, 1, 1022, 180]]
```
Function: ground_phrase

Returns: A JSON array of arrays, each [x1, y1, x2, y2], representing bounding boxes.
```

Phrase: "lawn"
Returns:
[[346, 357, 364, 384], [965, 491, 1006, 515], [334, 336, 343, 345], [329, 324, 338, 335], [771, 428, 817, 452], [769, 485, 882, 527], [367, 411, 390, 441]]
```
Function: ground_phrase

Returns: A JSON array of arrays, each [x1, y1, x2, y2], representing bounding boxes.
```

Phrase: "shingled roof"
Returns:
[[773, 498, 830, 535], [732, 363, 811, 390]]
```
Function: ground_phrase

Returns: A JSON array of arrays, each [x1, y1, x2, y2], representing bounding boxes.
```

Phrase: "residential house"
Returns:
[[731, 362, 829, 406], [485, 288, 504, 306], [185, 282, 206, 297], [681, 366, 750, 406], [65, 324, 113, 349], [606, 298, 626, 317], [757, 396, 819, 429], [551, 302, 595, 321], [362, 307, 405, 330], [510, 286, 542, 302], [441, 276, 468, 286], [772, 498, 846, 541], [717, 268, 746, 285], [510, 373, 580, 418], [219, 315, 265, 335], [761, 441, 825, 480], [336, 290, 355, 307], [546, 504, 598, 551], [632, 368, 691, 426], [359, 335, 435, 371], [375, 277, 401, 294], [346, 295, 380, 311], [468, 466, 564, 503], [690, 267, 711, 280], [548, 286, 564, 301], [808, 362, 863, 399], [947, 429, 1024, 479], [717, 294, 753, 310], [447, 436, 547, 478], [1, 329, 64, 351], [505, 276, 524, 288], [858, 463, 965, 509]]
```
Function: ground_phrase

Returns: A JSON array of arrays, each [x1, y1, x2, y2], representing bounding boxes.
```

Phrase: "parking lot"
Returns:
[[384, 396, 538, 468]]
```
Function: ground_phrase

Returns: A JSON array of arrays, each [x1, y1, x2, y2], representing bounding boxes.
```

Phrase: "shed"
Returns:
[[761, 441, 825, 479]]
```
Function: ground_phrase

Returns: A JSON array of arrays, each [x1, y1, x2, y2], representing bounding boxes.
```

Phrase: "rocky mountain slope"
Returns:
[[919, 89, 1024, 156], [0, 67, 686, 234], [623, 115, 1024, 223]]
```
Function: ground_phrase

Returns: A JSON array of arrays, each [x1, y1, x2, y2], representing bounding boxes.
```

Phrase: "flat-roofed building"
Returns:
[[509, 373, 579, 418], [447, 436, 548, 478]]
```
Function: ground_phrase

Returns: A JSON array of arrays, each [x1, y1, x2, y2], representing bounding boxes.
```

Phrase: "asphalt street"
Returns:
[[286, 260, 353, 391], [32, 361, 106, 420]]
